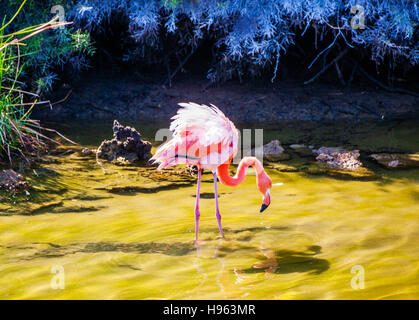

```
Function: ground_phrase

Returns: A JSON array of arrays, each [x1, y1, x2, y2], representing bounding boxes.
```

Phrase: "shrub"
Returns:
[[3, 1, 417, 87], [0, 0, 95, 94], [69, 0, 418, 82], [0, 0, 72, 163]]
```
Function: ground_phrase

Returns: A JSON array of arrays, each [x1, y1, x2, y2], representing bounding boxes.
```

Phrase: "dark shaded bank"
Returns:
[[33, 71, 418, 124]]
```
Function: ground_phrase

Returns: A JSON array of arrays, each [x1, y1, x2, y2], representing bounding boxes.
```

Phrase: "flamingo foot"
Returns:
[[194, 239, 206, 246]]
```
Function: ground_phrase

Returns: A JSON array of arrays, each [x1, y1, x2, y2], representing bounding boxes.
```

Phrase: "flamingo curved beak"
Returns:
[[260, 188, 271, 213]]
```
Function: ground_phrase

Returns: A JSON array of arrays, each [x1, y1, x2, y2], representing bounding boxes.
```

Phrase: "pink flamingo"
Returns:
[[151, 102, 272, 242]]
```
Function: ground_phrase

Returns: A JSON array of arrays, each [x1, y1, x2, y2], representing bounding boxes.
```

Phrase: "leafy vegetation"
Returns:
[[68, 0, 418, 83], [0, 0, 94, 94], [0, 0, 72, 163], [2, 1, 417, 86]]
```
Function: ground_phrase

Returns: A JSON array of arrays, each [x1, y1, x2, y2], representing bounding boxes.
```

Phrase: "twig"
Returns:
[[9, 100, 52, 108], [57, 150, 73, 156], [162, 49, 195, 87], [304, 48, 349, 85], [174, 51, 186, 73], [334, 61, 345, 86], [51, 89, 72, 107], [355, 62, 419, 97], [3, 77, 25, 85], [33, 89, 73, 110], [40, 127, 78, 145], [308, 32, 339, 69], [346, 61, 358, 91], [1, 86, 39, 97]]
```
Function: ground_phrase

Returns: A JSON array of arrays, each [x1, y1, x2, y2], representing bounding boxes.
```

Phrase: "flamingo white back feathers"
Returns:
[[152, 102, 238, 171]]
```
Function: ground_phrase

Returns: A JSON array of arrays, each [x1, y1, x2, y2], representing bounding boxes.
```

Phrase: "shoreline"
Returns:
[[33, 72, 419, 124]]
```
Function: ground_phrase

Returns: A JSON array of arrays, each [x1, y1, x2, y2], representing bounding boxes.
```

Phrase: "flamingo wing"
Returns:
[[152, 102, 239, 170]]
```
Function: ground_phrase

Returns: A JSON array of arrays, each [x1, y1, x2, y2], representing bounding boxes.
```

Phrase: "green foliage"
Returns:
[[164, 0, 182, 9], [0, 26, 39, 162], [0, 0, 95, 94], [69, 0, 418, 82], [71, 29, 95, 54], [0, 1, 72, 163], [2, 1, 417, 88]]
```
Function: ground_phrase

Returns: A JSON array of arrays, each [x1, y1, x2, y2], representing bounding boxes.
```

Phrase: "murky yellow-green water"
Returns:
[[0, 119, 418, 299]]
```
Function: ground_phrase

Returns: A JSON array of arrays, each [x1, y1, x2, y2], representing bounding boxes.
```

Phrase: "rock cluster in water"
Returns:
[[97, 120, 152, 163], [252, 140, 290, 162], [370, 153, 419, 169], [313, 147, 362, 170], [0, 170, 29, 191]]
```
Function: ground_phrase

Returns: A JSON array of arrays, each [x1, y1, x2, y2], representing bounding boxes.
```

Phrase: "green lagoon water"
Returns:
[[0, 118, 418, 299]]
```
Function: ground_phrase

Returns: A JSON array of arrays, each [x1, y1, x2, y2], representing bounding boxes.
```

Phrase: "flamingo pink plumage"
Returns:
[[151, 102, 272, 242]]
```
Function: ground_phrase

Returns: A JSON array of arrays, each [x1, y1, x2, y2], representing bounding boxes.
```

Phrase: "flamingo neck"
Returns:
[[216, 157, 263, 187]]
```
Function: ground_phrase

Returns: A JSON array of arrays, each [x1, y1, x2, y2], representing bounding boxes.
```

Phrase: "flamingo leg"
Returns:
[[213, 171, 224, 238], [194, 168, 202, 242]]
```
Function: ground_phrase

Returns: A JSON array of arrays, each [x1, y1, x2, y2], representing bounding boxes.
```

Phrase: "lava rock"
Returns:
[[313, 147, 362, 170], [97, 120, 152, 163], [370, 153, 419, 169], [0, 170, 29, 191], [302, 164, 377, 181], [253, 140, 290, 162], [81, 148, 91, 155]]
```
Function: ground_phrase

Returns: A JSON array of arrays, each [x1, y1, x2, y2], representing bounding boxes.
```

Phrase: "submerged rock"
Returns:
[[289, 144, 306, 149], [267, 163, 299, 172], [253, 140, 290, 162], [290, 144, 314, 157], [313, 146, 343, 155], [313, 147, 362, 170], [370, 153, 419, 169], [97, 120, 152, 163], [302, 164, 377, 181], [81, 148, 91, 155], [0, 170, 29, 191]]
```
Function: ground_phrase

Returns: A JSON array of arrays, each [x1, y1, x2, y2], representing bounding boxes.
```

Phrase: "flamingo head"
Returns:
[[257, 170, 272, 213]]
